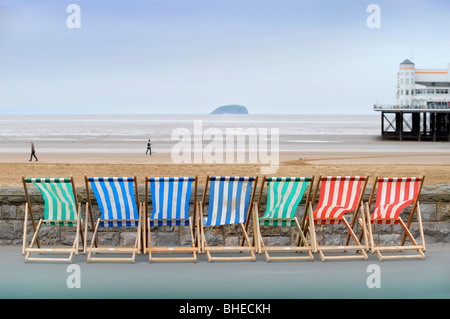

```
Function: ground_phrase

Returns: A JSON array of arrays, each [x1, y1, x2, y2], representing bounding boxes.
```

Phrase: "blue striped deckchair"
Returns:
[[85, 176, 142, 263], [199, 176, 258, 262], [255, 176, 315, 262], [145, 176, 200, 262], [22, 176, 82, 263]]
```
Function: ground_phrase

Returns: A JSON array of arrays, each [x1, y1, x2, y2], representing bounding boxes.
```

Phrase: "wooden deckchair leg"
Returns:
[[84, 204, 89, 254], [308, 203, 318, 253], [398, 218, 425, 259], [25, 219, 43, 262], [341, 217, 368, 260], [196, 204, 201, 252], [87, 218, 101, 263], [73, 203, 81, 256], [240, 223, 256, 261], [147, 217, 152, 262], [359, 205, 369, 251], [22, 203, 29, 255], [365, 203, 375, 254], [189, 216, 197, 262], [416, 202, 426, 252]]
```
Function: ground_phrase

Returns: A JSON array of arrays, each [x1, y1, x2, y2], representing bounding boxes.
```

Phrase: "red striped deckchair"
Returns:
[[308, 175, 369, 261], [364, 175, 426, 261]]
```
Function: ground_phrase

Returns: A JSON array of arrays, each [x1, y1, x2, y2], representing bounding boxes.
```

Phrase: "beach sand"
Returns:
[[1, 151, 449, 187]]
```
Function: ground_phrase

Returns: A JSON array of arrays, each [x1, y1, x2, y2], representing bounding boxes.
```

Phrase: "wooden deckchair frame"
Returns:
[[22, 176, 83, 263], [307, 175, 369, 262], [84, 175, 142, 263], [144, 175, 200, 262], [254, 176, 315, 262], [199, 175, 258, 262], [363, 174, 426, 261]]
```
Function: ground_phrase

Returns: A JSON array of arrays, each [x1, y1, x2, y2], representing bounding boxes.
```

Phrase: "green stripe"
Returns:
[[33, 182, 77, 226], [260, 179, 308, 227]]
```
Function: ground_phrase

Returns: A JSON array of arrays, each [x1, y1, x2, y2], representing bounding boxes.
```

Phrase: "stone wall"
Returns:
[[1, 184, 449, 247]]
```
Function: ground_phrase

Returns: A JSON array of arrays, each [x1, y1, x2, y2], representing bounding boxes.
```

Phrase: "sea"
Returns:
[[0, 114, 448, 154]]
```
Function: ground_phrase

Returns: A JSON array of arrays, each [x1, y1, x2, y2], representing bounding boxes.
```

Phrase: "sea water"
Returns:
[[0, 113, 447, 154]]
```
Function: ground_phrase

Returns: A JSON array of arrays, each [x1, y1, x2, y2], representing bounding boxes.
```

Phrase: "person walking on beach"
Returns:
[[29, 142, 38, 162], [146, 139, 152, 155]]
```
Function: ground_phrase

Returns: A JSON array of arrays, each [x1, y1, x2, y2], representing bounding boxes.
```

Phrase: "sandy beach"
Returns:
[[1, 151, 449, 187]]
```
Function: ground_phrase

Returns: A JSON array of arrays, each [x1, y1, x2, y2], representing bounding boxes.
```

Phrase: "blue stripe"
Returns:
[[205, 177, 254, 226], [148, 177, 193, 227], [217, 179, 225, 225], [158, 180, 165, 226], [98, 180, 114, 227], [119, 181, 131, 226], [90, 178, 138, 227], [175, 179, 182, 226], [167, 178, 174, 225], [109, 180, 123, 227], [183, 179, 192, 226], [206, 179, 217, 226], [149, 179, 156, 226], [243, 180, 253, 223], [224, 180, 233, 225]]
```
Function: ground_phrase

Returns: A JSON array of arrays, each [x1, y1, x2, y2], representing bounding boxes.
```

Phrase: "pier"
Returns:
[[374, 105, 450, 141]]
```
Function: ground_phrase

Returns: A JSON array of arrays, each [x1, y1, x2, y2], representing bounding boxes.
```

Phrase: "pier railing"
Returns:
[[374, 104, 450, 111]]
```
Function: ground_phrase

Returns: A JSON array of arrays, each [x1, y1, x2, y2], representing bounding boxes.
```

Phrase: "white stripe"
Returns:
[[220, 180, 229, 225], [238, 180, 249, 223], [286, 181, 303, 217], [211, 180, 220, 226]]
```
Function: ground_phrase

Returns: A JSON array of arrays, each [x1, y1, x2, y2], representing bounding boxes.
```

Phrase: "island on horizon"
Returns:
[[210, 104, 249, 114]]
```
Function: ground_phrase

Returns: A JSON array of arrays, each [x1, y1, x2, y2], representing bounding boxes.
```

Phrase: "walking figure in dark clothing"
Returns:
[[29, 142, 38, 162], [146, 139, 152, 155]]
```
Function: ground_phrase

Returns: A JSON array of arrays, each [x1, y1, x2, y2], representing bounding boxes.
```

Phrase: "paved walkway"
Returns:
[[1, 244, 449, 299]]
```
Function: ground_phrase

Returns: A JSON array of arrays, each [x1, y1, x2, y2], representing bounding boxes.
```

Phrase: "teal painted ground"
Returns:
[[1, 244, 449, 300]]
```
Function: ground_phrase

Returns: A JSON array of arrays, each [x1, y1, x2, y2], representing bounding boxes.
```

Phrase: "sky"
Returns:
[[1, 0, 450, 115]]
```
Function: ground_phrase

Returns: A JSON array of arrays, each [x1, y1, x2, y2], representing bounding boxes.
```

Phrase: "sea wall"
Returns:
[[1, 185, 449, 247]]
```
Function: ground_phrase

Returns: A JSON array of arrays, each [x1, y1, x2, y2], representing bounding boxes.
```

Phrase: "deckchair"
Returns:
[[85, 176, 142, 263], [308, 175, 369, 261], [145, 176, 200, 262], [22, 176, 82, 263], [363, 175, 426, 261], [199, 176, 258, 262], [255, 176, 315, 262]]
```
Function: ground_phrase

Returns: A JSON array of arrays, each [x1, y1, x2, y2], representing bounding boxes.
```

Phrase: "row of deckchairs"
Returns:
[[22, 174, 426, 263]]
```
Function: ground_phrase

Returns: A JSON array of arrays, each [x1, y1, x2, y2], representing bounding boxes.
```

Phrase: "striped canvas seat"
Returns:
[[85, 176, 142, 263], [313, 176, 367, 225], [365, 175, 426, 260], [28, 178, 78, 226], [308, 175, 369, 261], [88, 177, 139, 227], [22, 177, 82, 263], [200, 176, 258, 262], [260, 177, 310, 227], [148, 177, 194, 226], [370, 177, 421, 225], [255, 176, 315, 262], [204, 176, 255, 226], [145, 176, 199, 262]]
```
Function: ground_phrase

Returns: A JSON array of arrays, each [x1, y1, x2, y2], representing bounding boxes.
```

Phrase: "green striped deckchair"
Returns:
[[255, 176, 315, 262], [22, 176, 82, 263]]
